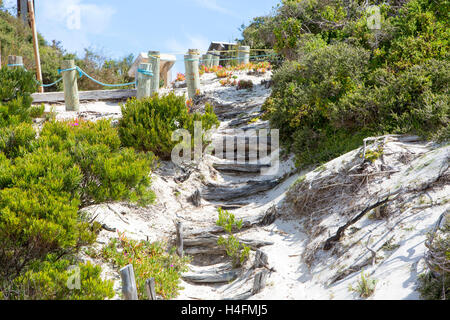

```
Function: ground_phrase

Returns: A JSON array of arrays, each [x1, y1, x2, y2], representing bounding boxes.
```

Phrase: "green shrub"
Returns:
[[102, 233, 190, 300], [349, 271, 377, 299], [37, 120, 157, 207], [5, 254, 114, 300], [0, 67, 37, 126], [0, 122, 35, 158], [119, 93, 219, 160], [0, 118, 156, 299], [216, 208, 250, 268]]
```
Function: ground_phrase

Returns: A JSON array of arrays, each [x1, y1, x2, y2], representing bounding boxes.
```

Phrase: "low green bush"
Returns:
[[0, 122, 36, 158], [0, 118, 156, 299], [4, 254, 115, 300], [0, 67, 37, 126], [119, 93, 219, 160], [216, 208, 250, 268], [102, 233, 190, 300]]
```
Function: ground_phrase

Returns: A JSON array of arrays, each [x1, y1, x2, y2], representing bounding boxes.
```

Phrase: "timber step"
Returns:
[[202, 178, 282, 201], [212, 162, 271, 173]]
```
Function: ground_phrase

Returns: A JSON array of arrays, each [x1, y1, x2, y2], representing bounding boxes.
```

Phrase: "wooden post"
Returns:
[[136, 62, 153, 99], [238, 46, 250, 65], [205, 54, 213, 68], [61, 60, 80, 111], [252, 270, 269, 294], [148, 51, 160, 94], [17, 0, 29, 25], [184, 49, 200, 99], [212, 50, 220, 67], [176, 221, 184, 258], [8, 55, 23, 69], [28, 0, 43, 93], [120, 264, 139, 300], [145, 278, 157, 300]]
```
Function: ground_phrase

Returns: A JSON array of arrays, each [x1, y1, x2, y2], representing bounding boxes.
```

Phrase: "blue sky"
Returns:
[[4, 0, 278, 76]]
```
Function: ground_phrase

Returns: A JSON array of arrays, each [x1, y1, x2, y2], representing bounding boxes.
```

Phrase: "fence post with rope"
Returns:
[[148, 51, 160, 94], [184, 49, 200, 99], [137, 63, 153, 99], [238, 46, 250, 65], [7, 55, 23, 69], [61, 59, 80, 111]]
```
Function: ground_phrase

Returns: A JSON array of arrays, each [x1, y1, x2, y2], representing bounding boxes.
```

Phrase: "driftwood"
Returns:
[[253, 250, 269, 269], [323, 196, 392, 251], [189, 189, 202, 207], [252, 270, 269, 294], [145, 278, 157, 300], [183, 233, 274, 255], [186, 207, 279, 237], [202, 178, 282, 201], [182, 270, 239, 284]]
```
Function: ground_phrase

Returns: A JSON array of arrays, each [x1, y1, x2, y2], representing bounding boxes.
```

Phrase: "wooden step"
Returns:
[[213, 162, 271, 174]]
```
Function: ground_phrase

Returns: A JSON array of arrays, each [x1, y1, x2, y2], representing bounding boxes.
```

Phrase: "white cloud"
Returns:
[[193, 0, 240, 18], [165, 33, 210, 54], [37, 0, 116, 55]]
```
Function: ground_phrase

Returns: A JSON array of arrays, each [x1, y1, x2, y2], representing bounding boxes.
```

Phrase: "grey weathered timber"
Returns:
[[183, 233, 273, 255], [148, 51, 160, 94], [189, 189, 202, 207], [187, 207, 279, 237], [202, 178, 282, 201], [120, 264, 138, 300], [61, 60, 79, 111], [252, 270, 269, 294], [176, 222, 184, 258], [136, 62, 152, 99], [8, 55, 23, 68], [238, 46, 250, 65], [253, 250, 269, 269], [212, 162, 271, 174], [145, 278, 157, 300], [182, 270, 239, 284], [184, 49, 200, 99], [31, 89, 136, 103]]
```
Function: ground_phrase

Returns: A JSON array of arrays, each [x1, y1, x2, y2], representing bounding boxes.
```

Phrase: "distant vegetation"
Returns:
[[0, 6, 135, 91], [240, 0, 449, 167]]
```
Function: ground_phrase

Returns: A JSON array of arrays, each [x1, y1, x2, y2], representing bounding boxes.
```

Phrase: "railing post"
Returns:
[[238, 46, 250, 65], [184, 49, 200, 99], [120, 264, 139, 300], [148, 51, 160, 94], [145, 278, 157, 300], [61, 59, 80, 112], [7, 55, 23, 69], [137, 62, 153, 99], [212, 50, 220, 67]]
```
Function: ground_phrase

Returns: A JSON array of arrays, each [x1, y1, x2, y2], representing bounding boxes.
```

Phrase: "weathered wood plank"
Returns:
[[182, 270, 239, 284], [213, 162, 271, 173], [120, 264, 138, 300], [32, 89, 136, 103]]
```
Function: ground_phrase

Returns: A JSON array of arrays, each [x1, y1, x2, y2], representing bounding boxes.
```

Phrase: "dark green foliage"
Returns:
[[119, 93, 220, 159], [254, 0, 449, 167], [37, 120, 157, 207], [1, 118, 155, 299], [0, 122, 35, 158], [0, 67, 37, 126], [4, 254, 115, 300]]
